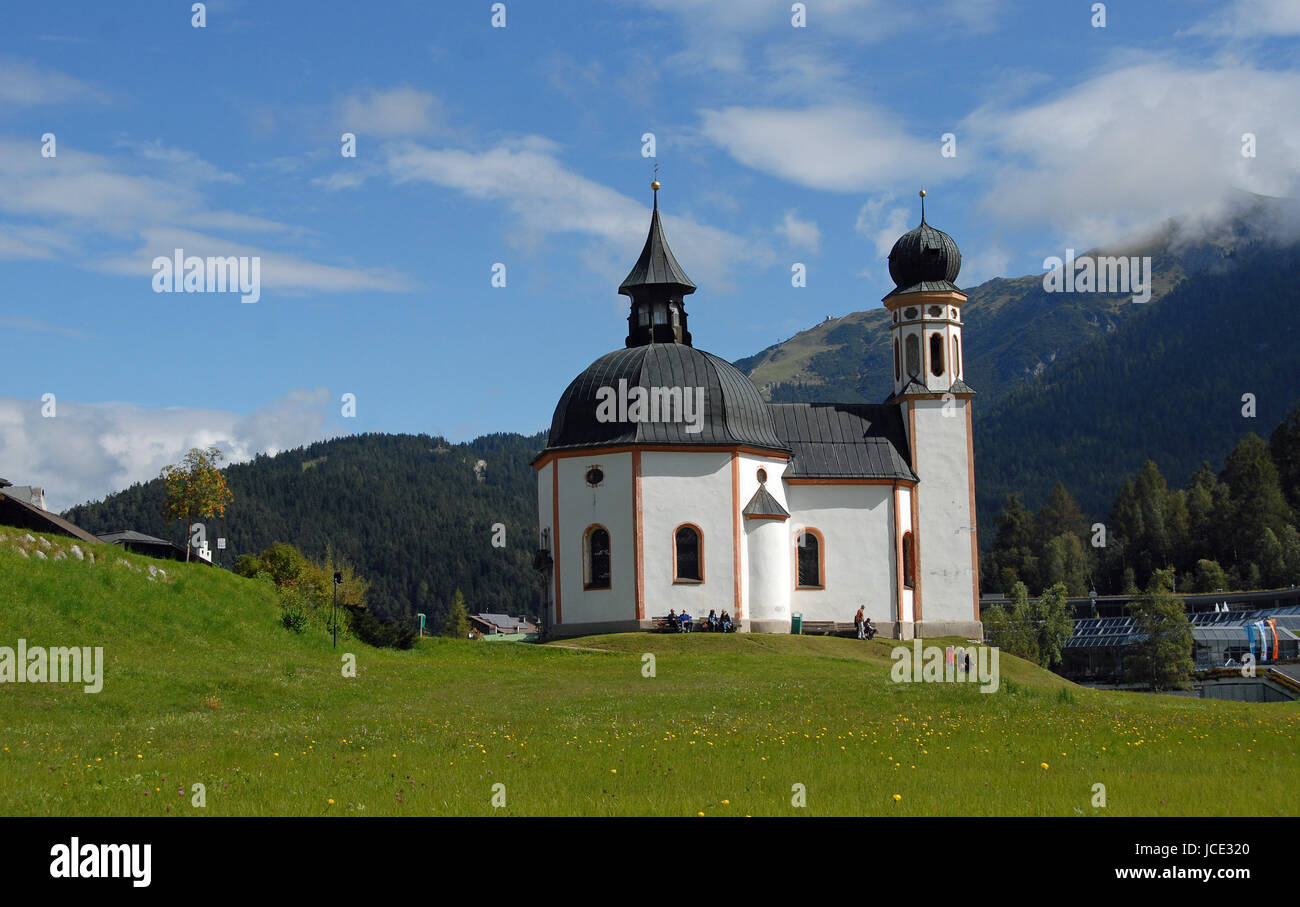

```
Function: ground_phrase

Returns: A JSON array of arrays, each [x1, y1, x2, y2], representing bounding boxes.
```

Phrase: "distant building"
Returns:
[[0, 480, 100, 545], [470, 613, 539, 638], [97, 530, 197, 563]]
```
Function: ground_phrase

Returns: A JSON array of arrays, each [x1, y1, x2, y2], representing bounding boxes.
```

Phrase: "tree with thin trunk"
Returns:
[[161, 447, 233, 562]]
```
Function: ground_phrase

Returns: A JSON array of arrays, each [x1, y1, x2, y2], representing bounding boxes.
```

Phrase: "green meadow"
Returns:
[[1, 529, 1296, 817]]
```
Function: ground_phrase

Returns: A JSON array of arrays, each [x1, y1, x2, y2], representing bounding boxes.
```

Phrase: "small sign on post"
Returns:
[[418, 613, 427, 638]]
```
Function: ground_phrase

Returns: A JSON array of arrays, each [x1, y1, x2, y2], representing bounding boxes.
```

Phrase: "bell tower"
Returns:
[[884, 190, 981, 636], [885, 190, 970, 398]]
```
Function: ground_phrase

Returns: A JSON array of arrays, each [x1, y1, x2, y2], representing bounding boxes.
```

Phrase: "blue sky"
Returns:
[[2, 0, 1298, 509]]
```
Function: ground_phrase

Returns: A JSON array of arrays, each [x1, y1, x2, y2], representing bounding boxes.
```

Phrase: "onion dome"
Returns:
[[885, 189, 961, 297]]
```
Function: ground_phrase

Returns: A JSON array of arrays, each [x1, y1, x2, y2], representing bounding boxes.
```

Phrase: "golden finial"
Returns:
[[919, 188, 926, 198], [651, 180, 660, 191], [919, 188, 927, 221]]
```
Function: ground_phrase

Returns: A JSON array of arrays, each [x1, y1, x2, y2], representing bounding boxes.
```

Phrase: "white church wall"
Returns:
[[641, 450, 735, 618], [910, 398, 978, 628], [555, 452, 636, 626], [786, 483, 895, 623]]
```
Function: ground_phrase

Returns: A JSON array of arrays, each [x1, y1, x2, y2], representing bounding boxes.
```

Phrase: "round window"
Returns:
[[585, 466, 604, 487], [904, 307, 918, 319]]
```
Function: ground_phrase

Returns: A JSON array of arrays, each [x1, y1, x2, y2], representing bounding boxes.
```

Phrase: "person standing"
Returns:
[[854, 605, 867, 639]]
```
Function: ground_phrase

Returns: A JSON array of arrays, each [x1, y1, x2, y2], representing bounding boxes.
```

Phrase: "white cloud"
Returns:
[[1188, 0, 1300, 37], [776, 210, 821, 252], [0, 137, 411, 292], [384, 138, 764, 290], [969, 61, 1300, 244], [94, 227, 415, 295], [0, 390, 335, 512], [855, 194, 912, 258], [0, 59, 108, 106], [337, 86, 443, 137], [698, 105, 958, 192]]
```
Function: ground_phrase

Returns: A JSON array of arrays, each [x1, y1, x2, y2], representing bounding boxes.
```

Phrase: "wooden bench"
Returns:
[[800, 620, 877, 638], [650, 615, 735, 633]]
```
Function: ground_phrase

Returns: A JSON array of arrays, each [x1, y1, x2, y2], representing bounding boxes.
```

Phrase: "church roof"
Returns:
[[767, 403, 916, 481], [618, 196, 696, 297], [742, 484, 789, 518], [542, 343, 788, 453]]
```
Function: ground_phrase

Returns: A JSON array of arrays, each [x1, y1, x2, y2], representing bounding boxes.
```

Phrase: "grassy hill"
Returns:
[[2, 529, 1296, 816]]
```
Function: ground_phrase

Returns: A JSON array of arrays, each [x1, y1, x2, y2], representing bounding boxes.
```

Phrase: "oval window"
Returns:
[[585, 466, 604, 487], [756, 468, 768, 484]]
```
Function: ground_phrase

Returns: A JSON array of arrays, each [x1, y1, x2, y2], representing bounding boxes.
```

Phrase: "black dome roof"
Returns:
[[545, 344, 787, 452], [886, 218, 961, 297]]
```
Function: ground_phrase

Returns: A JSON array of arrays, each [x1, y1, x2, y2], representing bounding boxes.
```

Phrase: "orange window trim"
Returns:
[[672, 522, 705, 584], [794, 526, 826, 590]]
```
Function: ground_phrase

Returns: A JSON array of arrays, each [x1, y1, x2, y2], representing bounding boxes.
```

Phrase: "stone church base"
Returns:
[[914, 620, 984, 641]]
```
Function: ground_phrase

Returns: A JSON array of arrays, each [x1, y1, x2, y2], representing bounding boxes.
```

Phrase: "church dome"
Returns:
[[886, 192, 961, 297], [545, 343, 787, 452]]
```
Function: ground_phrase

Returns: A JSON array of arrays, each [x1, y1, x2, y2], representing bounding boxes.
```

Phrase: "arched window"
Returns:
[[795, 528, 824, 589], [584, 525, 611, 590], [905, 334, 920, 377], [930, 333, 945, 377], [902, 531, 915, 589], [673, 524, 703, 583], [893, 338, 901, 382], [952, 336, 961, 376]]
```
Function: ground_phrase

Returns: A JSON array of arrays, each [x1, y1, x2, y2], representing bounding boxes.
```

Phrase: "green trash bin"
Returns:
[[791, 612, 803, 635]]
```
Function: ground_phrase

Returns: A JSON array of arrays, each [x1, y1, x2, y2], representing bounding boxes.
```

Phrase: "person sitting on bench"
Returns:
[[720, 610, 734, 633], [679, 610, 693, 632], [666, 609, 680, 632], [863, 617, 877, 640], [706, 609, 718, 632]]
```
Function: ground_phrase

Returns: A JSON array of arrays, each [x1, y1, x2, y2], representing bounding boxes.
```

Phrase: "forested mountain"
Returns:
[[975, 239, 1300, 530], [64, 432, 546, 627]]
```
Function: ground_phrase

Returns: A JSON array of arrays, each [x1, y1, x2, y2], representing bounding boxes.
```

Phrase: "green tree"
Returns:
[[441, 588, 470, 638], [987, 494, 1040, 594], [1041, 532, 1090, 596], [160, 447, 233, 562], [1124, 568, 1193, 691], [1268, 405, 1300, 513], [1030, 582, 1074, 670], [1219, 433, 1293, 570], [1191, 558, 1228, 593], [983, 581, 1040, 664], [1034, 482, 1089, 543]]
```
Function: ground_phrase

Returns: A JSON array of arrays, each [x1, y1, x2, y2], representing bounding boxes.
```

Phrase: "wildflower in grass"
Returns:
[[721, 799, 729, 805], [697, 811, 705, 817], [893, 794, 901, 801], [1041, 762, 1049, 770]]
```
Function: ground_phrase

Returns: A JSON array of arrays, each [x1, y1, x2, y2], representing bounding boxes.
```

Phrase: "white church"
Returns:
[[532, 185, 981, 640]]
